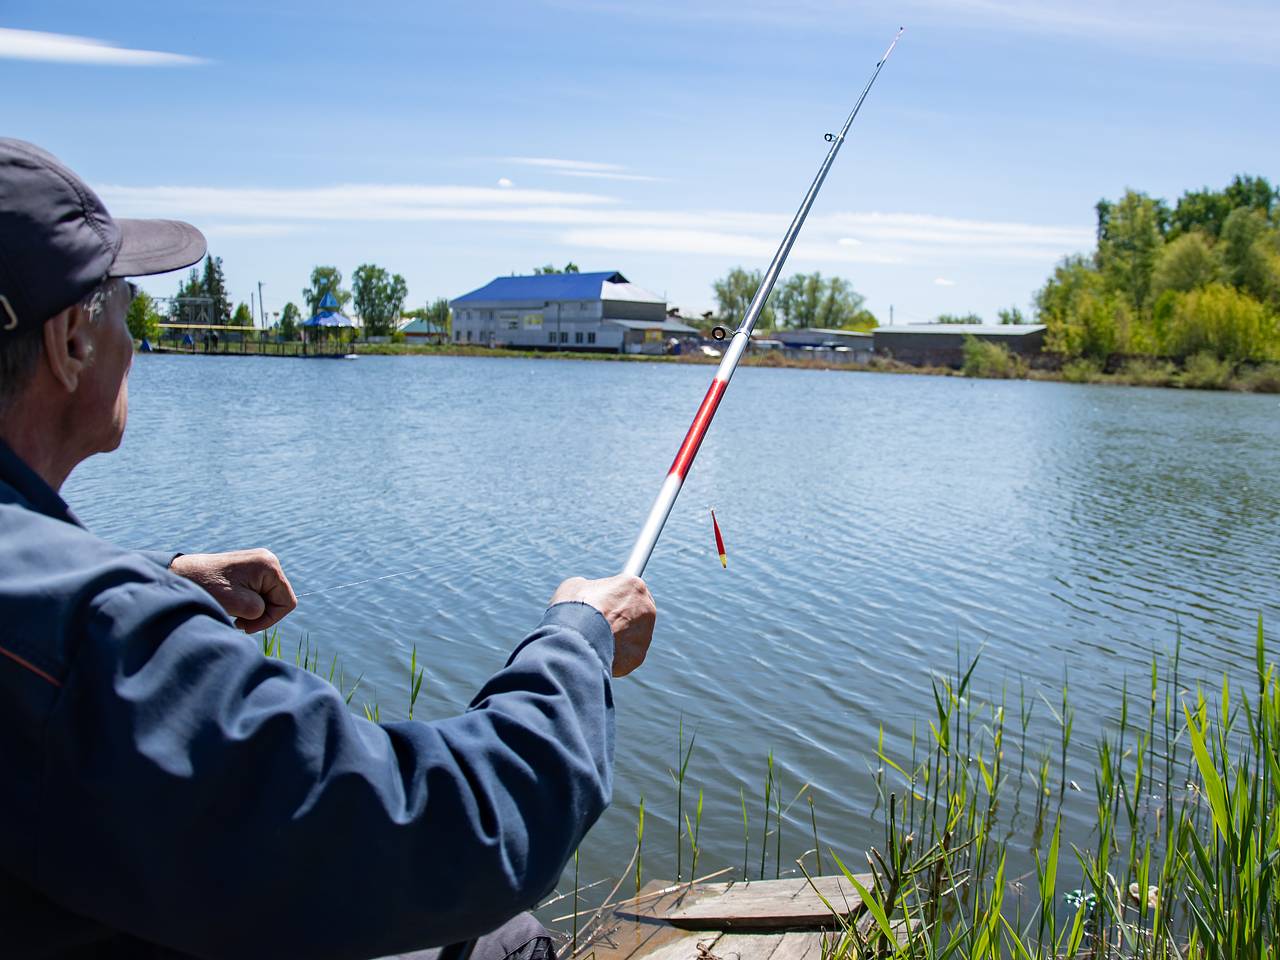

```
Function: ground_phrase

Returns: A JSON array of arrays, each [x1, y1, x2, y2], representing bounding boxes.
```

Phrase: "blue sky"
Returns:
[[3, 1, 1277, 324]]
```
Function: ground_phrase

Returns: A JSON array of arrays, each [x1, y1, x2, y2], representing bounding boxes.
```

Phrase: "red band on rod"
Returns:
[[669, 378, 728, 478]]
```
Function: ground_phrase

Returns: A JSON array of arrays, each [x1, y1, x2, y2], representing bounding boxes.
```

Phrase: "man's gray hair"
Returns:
[[0, 279, 109, 412]]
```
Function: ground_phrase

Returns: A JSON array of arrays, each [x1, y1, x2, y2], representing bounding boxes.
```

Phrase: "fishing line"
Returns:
[[295, 564, 440, 599], [622, 28, 904, 578]]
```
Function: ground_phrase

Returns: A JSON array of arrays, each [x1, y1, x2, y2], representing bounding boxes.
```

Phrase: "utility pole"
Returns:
[[250, 292, 255, 328], [258, 281, 265, 328], [889, 304, 894, 326]]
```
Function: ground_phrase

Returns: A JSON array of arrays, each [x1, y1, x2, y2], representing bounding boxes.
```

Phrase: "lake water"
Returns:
[[66, 353, 1280, 898]]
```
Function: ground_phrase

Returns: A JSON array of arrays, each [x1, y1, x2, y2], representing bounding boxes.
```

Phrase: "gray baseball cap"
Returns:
[[0, 138, 206, 333]]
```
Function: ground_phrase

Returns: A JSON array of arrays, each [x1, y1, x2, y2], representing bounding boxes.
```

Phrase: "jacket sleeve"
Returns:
[[36, 573, 615, 960]]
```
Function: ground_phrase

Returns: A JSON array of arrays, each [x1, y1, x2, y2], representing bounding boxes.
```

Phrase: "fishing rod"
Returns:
[[294, 31, 902, 602], [621, 28, 904, 580]]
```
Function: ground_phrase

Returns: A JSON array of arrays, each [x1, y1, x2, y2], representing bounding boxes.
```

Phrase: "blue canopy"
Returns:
[[303, 310, 354, 327]]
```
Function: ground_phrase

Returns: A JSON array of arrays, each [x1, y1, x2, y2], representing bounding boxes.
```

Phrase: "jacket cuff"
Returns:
[[539, 601, 614, 674], [138, 550, 182, 571]]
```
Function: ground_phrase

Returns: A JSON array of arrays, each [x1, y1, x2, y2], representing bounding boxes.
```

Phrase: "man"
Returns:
[[0, 138, 656, 959]]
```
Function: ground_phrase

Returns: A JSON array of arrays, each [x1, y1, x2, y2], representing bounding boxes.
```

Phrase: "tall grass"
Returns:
[[817, 618, 1277, 958]]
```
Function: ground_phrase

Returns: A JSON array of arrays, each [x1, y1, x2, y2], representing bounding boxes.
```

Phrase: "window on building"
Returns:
[[455, 329, 461, 342], [466, 330, 472, 342], [587, 332, 596, 344], [548, 331, 556, 344], [560, 331, 569, 343], [574, 331, 584, 344]]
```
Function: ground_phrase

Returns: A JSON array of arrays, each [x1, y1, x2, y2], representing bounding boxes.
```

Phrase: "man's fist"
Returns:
[[170, 549, 298, 634], [550, 575, 655, 678]]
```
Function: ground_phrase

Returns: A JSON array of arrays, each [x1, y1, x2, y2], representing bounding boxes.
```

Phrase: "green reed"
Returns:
[[815, 616, 1277, 959], [675, 715, 697, 881]]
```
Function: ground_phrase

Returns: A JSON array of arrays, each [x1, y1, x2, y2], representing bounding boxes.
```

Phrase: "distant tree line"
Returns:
[[156, 258, 448, 343], [1037, 175, 1280, 363], [710, 267, 876, 331]]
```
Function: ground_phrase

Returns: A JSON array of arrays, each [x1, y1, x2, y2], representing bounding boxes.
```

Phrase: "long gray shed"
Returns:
[[872, 324, 1046, 368]]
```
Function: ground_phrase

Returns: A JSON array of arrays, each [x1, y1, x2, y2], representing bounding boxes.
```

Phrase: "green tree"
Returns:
[[712, 267, 776, 329], [935, 313, 983, 324], [426, 297, 450, 337], [279, 302, 300, 340], [125, 290, 161, 341], [1036, 254, 1106, 358], [1219, 208, 1280, 304], [1160, 283, 1279, 362], [302, 266, 351, 316], [352, 263, 409, 337], [232, 302, 253, 327], [1096, 190, 1166, 310], [1168, 175, 1275, 240], [774, 272, 871, 329], [997, 306, 1026, 325], [175, 267, 202, 301], [1150, 232, 1221, 302], [201, 255, 232, 325], [533, 262, 580, 274]]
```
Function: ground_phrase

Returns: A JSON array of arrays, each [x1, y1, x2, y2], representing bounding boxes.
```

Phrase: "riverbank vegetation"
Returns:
[[1037, 175, 1280, 369], [963, 337, 1280, 392], [820, 620, 1279, 959]]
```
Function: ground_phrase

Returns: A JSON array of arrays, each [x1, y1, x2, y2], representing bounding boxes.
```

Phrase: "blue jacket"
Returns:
[[0, 440, 616, 959]]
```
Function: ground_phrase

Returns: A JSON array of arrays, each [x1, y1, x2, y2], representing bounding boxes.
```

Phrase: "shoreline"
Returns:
[[356, 343, 1280, 393], [139, 341, 1280, 394]]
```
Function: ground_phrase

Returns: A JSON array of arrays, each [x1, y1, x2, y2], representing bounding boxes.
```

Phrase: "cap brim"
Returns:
[[109, 218, 207, 278]]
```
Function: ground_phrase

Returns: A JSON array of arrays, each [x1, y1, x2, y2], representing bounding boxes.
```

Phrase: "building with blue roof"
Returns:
[[450, 271, 697, 353]]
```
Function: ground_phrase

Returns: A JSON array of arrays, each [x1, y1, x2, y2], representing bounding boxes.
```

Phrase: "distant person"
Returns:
[[0, 138, 656, 959], [211, 329, 219, 351], [201, 330, 209, 352]]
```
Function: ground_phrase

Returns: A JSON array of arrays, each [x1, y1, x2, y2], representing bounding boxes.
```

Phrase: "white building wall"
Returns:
[[450, 298, 625, 350]]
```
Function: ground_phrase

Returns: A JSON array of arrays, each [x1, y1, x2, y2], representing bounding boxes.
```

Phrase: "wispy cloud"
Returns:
[[97, 183, 616, 220], [202, 223, 301, 238], [0, 28, 205, 66], [550, 0, 1279, 60], [505, 156, 663, 182], [934, 277, 956, 286], [97, 180, 1091, 265]]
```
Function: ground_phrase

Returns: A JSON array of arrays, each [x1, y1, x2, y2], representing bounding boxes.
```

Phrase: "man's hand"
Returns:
[[550, 575, 655, 678], [170, 549, 298, 634]]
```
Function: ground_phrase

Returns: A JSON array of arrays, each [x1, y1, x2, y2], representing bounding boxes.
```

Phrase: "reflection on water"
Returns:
[[69, 355, 1280, 887]]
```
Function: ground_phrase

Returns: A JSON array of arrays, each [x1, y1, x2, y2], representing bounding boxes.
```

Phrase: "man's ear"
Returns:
[[42, 304, 94, 393]]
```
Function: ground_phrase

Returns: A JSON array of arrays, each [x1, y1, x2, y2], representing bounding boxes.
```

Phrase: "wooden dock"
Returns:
[[571, 875, 880, 960]]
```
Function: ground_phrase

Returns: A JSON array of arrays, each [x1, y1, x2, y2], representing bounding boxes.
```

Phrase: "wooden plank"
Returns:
[[766, 932, 824, 960], [613, 883, 731, 923], [707, 932, 784, 960], [578, 881, 716, 960], [638, 931, 722, 960], [666, 876, 872, 930]]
